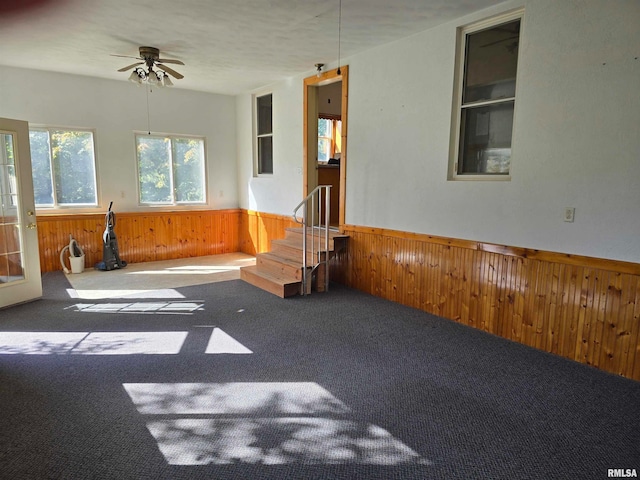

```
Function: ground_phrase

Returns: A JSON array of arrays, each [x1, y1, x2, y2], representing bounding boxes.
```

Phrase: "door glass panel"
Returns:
[[0, 133, 25, 284]]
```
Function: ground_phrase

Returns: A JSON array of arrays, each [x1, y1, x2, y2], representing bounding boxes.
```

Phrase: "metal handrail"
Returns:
[[293, 185, 331, 295]]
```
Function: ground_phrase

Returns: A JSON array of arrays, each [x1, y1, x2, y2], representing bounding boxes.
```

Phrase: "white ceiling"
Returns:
[[0, 0, 505, 95]]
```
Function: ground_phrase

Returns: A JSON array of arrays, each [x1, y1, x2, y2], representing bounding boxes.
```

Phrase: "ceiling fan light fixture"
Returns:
[[115, 46, 184, 87], [128, 68, 147, 86]]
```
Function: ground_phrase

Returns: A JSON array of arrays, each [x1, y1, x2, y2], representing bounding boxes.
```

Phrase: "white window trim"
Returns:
[[448, 8, 524, 181], [134, 131, 208, 207], [29, 125, 100, 210], [253, 92, 273, 177]]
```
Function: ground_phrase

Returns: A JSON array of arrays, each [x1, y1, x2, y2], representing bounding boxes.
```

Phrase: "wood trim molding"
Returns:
[[303, 65, 348, 227]]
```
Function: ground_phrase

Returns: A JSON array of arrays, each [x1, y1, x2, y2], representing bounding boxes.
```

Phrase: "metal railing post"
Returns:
[[292, 185, 331, 296], [324, 185, 330, 292], [302, 201, 307, 295]]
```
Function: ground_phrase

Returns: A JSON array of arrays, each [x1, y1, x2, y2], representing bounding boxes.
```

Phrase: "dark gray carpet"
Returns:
[[0, 271, 638, 479]]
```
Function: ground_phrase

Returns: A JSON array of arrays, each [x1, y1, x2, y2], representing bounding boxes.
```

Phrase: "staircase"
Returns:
[[240, 227, 348, 297], [240, 186, 348, 298]]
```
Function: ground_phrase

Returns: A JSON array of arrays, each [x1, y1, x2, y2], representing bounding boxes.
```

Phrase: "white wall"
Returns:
[[236, 78, 305, 214], [236, 0, 640, 263], [0, 66, 238, 213], [318, 82, 342, 117]]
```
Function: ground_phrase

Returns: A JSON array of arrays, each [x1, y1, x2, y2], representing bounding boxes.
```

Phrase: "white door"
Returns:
[[0, 118, 42, 308]]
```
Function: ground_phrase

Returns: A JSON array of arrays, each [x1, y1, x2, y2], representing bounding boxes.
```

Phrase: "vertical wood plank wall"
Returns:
[[336, 225, 640, 381], [36, 209, 242, 273], [37, 209, 296, 273], [36, 211, 640, 381], [238, 210, 299, 255]]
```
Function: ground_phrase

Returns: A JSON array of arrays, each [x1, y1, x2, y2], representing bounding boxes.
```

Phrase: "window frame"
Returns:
[[134, 132, 207, 207], [253, 92, 273, 176], [448, 9, 524, 181], [29, 125, 100, 209]]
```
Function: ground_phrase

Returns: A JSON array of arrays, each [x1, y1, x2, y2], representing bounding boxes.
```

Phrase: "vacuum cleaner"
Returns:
[[95, 201, 127, 271]]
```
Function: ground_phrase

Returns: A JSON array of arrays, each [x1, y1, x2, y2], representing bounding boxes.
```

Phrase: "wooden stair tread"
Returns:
[[240, 265, 301, 298], [285, 227, 349, 239], [273, 237, 337, 252], [240, 264, 300, 285], [258, 251, 304, 267]]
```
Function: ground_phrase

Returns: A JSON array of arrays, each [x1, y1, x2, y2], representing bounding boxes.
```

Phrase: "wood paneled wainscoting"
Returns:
[[335, 225, 640, 381], [37, 209, 299, 274], [238, 210, 299, 256], [36, 209, 242, 273]]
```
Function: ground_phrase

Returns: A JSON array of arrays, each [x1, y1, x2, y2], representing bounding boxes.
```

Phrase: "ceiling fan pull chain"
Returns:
[[146, 84, 151, 135]]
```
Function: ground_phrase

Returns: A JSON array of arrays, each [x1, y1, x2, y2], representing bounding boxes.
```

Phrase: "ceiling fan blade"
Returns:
[[111, 54, 142, 60], [157, 58, 185, 66], [158, 64, 184, 79], [118, 62, 144, 72]]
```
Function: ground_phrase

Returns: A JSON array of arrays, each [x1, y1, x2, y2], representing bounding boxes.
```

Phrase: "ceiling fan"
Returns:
[[113, 46, 184, 86]]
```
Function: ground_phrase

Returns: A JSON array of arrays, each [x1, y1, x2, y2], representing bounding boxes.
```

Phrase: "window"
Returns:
[[255, 93, 273, 175], [318, 117, 342, 163], [450, 11, 522, 178], [136, 134, 206, 205], [29, 128, 98, 207]]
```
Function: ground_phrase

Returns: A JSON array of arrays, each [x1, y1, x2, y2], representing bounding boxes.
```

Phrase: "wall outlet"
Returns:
[[564, 207, 575, 223]]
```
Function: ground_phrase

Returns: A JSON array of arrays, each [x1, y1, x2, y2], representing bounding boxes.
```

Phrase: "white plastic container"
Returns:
[[69, 254, 85, 274]]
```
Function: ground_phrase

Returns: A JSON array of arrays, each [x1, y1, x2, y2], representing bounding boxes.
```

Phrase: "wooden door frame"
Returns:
[[303, 65, 348, 228]]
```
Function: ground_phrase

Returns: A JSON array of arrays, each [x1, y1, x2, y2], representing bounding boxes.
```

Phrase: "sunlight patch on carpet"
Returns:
[[123, 382, 349, 415], [71, 331, 188, 355], [146, 418, 427, 465], [128, 265, 241, 275], [65, 301, 203, 314], [123, 382, 431, 466], [0, 331, 188, 354], [205, 327, 253, 354], [0, 332, 88, 354], [66, 288, 186, 300]]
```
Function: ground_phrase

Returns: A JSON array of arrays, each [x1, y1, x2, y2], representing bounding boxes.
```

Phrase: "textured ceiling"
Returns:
[[0, 0, 505, 95]]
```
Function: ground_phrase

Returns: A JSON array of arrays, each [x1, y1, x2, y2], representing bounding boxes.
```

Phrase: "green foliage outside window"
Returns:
[[29, 129, 97, 207], [136, 135, 205, 205]]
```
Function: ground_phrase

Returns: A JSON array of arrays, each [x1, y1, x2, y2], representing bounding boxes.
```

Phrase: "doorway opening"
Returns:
[[303, 66, 348, 229]]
